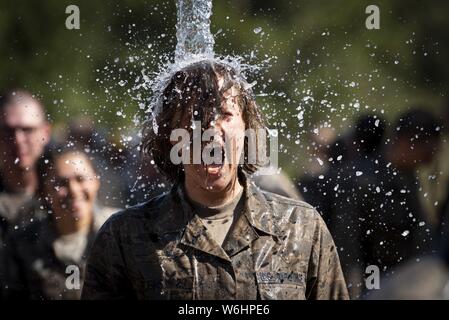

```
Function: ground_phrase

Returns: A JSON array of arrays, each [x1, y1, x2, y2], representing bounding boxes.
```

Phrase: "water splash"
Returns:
[[146, 54, 267, 134], [175, 0, 215, 63], [107, 0, 273, 139]]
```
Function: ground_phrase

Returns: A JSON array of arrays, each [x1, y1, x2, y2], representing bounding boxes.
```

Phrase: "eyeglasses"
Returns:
[[0, 125, 43, 139]]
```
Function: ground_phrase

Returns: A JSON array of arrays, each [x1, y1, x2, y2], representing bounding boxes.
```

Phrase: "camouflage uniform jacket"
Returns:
[[82, 176, 349, 300]]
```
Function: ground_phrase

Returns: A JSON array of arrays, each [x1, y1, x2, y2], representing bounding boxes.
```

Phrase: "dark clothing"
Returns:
[[303, 153, 436, 298], [3, 201, 115, 300], [362, 163, 434, 269], [0, 218, 7, 298], [0, 180, 35, 299], [4, 218, 96, 299]]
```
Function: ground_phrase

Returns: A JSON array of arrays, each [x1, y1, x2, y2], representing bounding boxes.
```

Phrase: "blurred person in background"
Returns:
[[325, 110, 441, 298], [298, 125, 339, 219], [4, 148, 116, 299], [0, 89, 51, 227], [323, 114, 387, 298], [67, 118, 171, 207], [345, 109, 441, 298], [299, 110, 441, 299], [0, 89, 51, 297], [66, 116, 131, 208], [299, 114, 386, 298]]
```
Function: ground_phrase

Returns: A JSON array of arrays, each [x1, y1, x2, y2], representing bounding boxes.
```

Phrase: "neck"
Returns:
[[184, 176, 243, 208], [1, 166, 38, 194], [54, 213, 92, 236]]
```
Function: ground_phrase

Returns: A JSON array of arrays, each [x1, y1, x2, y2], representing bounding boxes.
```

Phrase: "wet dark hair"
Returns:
[[393, 108, 442, 143], [141, 60, 266, 183]]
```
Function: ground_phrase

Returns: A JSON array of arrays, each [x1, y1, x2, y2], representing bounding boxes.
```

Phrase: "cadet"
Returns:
[[82, 60, 349, 300]]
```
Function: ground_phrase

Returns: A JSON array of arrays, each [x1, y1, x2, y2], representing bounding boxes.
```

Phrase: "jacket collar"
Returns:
[[149, 172, 281, 261], [150, 172, 281, 237], [242, 177, 282, 238], [179, 214, 232, 262]]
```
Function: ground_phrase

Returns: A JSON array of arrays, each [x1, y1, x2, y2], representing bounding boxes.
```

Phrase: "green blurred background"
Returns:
[[1, 0, 448, 178]]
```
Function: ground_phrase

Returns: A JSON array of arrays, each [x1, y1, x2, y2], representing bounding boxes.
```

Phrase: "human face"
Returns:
[[0, 100, 50, 170], [45, 153, 99, 222], [395, 137, 440, 170], [183, 85, 246, 194], [414, 139, 441, 165]]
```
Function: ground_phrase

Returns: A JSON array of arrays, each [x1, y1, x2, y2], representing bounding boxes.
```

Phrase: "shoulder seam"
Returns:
[[261, 190, 315, 209]]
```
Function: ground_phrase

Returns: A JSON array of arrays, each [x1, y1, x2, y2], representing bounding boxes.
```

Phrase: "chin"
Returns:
[[67, 207, 91, 221], [204, 177, 230, 192], [203, 167, 238, 191], [15, 154, 32, 167], [17, 160, 32, 170]]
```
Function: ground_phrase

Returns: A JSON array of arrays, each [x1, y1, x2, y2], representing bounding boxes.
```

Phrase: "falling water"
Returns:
[[175, 0, 215, 63], [128, 0, 266, 137]]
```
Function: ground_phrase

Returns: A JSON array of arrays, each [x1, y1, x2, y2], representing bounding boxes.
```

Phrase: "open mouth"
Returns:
[[203, 145, 226, 175]]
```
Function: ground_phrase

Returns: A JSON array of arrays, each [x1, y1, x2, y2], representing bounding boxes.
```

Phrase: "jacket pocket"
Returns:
[[255, 271, 306, 300]]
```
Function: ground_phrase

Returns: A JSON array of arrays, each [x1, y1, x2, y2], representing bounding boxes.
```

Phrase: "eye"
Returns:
[[22, 127, 36, 134]]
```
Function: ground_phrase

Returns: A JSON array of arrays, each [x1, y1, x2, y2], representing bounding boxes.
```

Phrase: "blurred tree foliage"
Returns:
[[1, 0, 448, 177]]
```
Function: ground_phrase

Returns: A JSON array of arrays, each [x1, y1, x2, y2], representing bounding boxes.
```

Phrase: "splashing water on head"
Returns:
[[143, 0, 267, 135]]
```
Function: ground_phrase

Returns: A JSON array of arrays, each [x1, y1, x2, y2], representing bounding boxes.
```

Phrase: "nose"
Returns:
[[14, 129, 28, 147], [208, 121, 225, 143], [67, 179, 83, 198]]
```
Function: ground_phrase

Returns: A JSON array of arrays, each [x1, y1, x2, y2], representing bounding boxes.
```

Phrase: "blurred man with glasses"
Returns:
[[0, 89, 51, 228], [0, 89, 51, 298]]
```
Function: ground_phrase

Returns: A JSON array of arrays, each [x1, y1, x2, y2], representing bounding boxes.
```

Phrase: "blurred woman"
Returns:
[[4, 148, 116, 299]]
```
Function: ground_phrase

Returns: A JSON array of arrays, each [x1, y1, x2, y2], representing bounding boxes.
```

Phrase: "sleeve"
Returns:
[[81, 219, 133, 300], [306, 213, 350, 300]]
